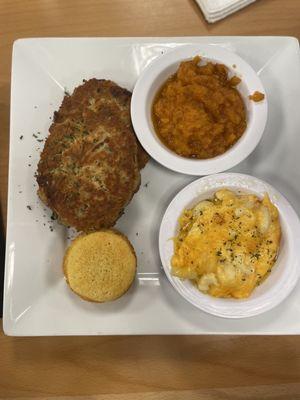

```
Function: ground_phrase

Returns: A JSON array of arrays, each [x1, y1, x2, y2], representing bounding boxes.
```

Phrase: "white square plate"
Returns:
[[4, 36, 300, 336]]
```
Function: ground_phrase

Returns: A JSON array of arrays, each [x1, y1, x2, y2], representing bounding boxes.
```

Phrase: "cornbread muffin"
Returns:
[[63, 230, 137, 302], [37, 79, 149, 232]]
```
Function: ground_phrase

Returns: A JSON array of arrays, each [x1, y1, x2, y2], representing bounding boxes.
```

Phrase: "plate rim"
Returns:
[[4, 35, 300, 335]]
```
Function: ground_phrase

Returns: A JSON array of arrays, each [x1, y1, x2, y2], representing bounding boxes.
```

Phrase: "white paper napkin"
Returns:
[[195, 0, 256, 23]]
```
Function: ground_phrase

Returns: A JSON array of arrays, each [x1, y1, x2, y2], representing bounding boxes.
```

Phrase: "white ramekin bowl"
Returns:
[[131, 45, 268, 176], [159, 173, 300, 318]]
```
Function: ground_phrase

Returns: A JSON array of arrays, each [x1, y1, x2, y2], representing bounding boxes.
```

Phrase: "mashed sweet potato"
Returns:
[[249, 91, 265, 102], [152, 56, 247, 159]]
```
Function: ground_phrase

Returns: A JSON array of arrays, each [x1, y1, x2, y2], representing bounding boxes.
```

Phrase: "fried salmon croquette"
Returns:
[[37, 79, 149, 232], [63, 230, 137, 302]]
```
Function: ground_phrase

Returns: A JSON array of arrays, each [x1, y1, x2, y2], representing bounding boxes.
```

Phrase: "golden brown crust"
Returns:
[[63, 229, 137, 303], [136, 145, 150, 169], [65, 274, 136, 303], [37, 79, 148, 232], [63, 228, 137, 279], [54, 79, 149, 169]]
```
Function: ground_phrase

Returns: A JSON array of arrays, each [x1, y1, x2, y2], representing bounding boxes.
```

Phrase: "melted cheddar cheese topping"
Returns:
[[171, 189, 281, 299]]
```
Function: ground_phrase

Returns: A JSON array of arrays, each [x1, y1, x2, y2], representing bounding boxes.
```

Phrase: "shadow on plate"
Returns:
[[44, 225, 68, 287]]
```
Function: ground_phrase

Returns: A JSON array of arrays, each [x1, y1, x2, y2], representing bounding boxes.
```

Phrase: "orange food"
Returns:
[[249, 91, 265, 102], [152, 56, 247, 159]]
